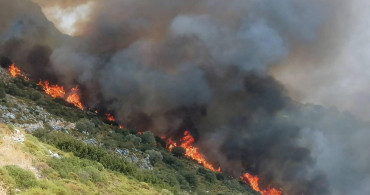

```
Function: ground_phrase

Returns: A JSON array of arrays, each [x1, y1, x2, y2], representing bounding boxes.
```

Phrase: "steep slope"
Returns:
[[0, 67, 257, 194], [0, 123, 168, 195]]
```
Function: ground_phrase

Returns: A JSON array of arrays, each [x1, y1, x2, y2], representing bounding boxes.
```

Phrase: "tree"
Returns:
[[141, 131, 156, 145], [146, 150, 163, 165], [172, 146, 186, 157]]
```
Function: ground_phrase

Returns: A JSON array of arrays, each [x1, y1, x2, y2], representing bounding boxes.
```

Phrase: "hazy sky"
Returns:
[[33, 0, 94, 35]]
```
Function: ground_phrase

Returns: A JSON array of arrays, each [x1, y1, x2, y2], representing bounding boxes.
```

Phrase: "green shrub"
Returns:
[[176, 174, 190, 190], [197, 167, 216, 182], [162, 152, 184, 170], [85, 166, 107, 183], [47, 157, 107, 185], [181, 171, 198, 188], [5, 83, 22, 96], [0, 87, 5, 99], [197, 167, 207, 174], [172, 146, 186, 157], [75, 118, 96, 133], [29, 91, 42, 101], [204, 172, 217, 183], [140, 131, 156, 145], [216, 173, 225, 180], [0, 167, 15, 193], [4, 165, 37, 189], [126, 134, 142, 145], [146, 150, 163, 165], [32, 128, 50, 139], [13, 77, 25, 89]]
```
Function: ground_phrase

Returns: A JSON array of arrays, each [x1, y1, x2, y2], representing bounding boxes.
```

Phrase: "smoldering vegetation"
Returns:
[[1, 0, 369, 194]]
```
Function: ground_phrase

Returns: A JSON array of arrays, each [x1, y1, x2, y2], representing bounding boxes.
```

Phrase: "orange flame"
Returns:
[[8, 64, 28, 80], [240, 173, 282, 195], [66, 86, 84, 110], [38, 81, 84, 110], [105, 113, 115, 121], [7, 65, 84, 110], [38, 81, 66, 98], [166, 131, 221, 172]]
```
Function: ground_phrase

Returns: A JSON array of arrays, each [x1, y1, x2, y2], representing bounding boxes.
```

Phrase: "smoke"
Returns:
[[271, 0, 370, 123], [1, 0, 369, 194]]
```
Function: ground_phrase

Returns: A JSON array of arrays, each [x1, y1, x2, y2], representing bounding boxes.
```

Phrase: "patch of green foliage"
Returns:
[[172, 146, 186, 157], [146, 150, 163, 165], [4, 165, 38, 189]]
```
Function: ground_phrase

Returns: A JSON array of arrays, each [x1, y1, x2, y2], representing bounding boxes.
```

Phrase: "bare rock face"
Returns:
[[115, 148, 153, 170], [12, 129, 25, 143], [49, 150, 62, 159]]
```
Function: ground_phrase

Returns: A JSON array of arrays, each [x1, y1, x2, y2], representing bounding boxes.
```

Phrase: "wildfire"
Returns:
[[8, 64, 28, 80], [105, 113, 115, 121], [240, 173, 282, 195], [38, 81, 66, 98], [38, 81, 84, 110], [7, 63, 282, 195], [66, 87, 84, 110], [166, 131, 221, 172]]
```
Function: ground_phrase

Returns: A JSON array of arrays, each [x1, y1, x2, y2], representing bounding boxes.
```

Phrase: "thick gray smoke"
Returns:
[[1, 0, 369, 194]]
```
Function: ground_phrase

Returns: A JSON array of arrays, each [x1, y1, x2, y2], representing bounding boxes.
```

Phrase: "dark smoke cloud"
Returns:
[[0, 0, 69, 81], [1, 0, 369, 194]]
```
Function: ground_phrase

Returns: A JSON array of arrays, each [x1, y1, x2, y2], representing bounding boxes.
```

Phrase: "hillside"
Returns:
[[0, 67, 257, 195]]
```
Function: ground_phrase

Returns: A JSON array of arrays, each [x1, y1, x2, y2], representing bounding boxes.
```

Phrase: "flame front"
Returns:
[[166, 131, 221, 172], [7, 64, 282, 194], [240, 173, 282, 195], [38, 81, 66, 98], [8, 64, 28, 80], [105, 113, 115, 121], [37, 81, 84, 110], [66, 87, 84, 110]]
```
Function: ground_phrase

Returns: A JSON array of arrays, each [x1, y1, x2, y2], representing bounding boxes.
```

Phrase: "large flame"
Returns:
[[240, 173, 282, 195], [66, 86, 84, 110], [37, 81, 84, 110], [166, 132, 283, 194], [166, 131, 221, 172], [8, 64, 28, 80], [38, 81, 66, 98]]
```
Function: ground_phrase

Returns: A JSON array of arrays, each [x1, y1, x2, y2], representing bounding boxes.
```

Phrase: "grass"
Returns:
[[0, 124, 166, 195]]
